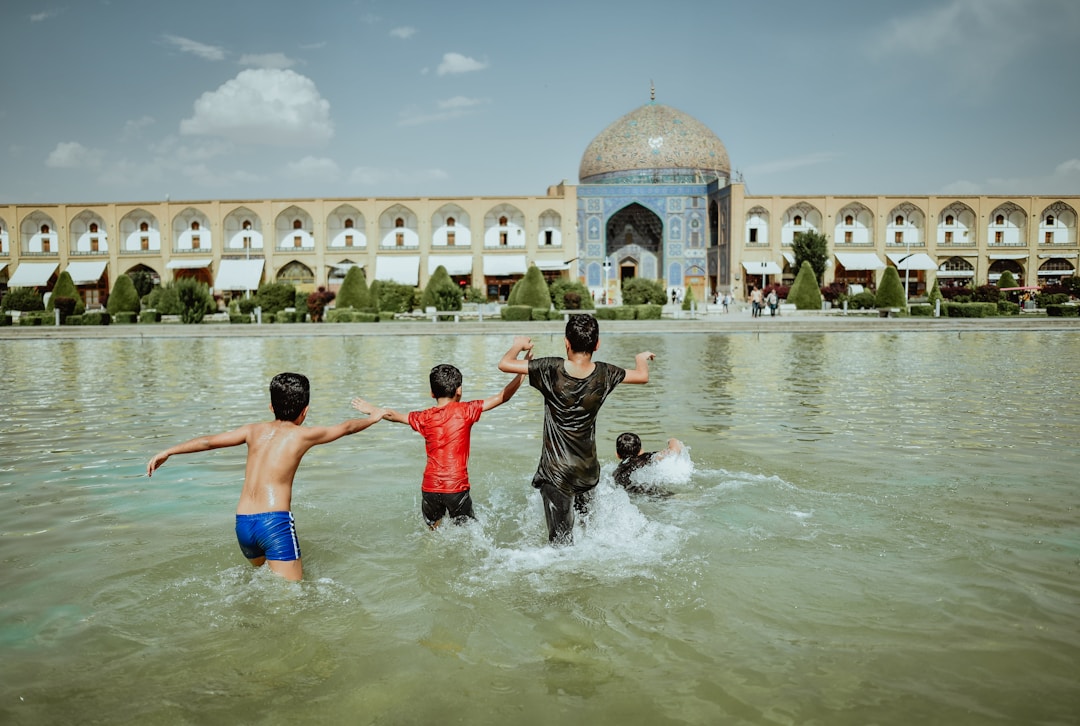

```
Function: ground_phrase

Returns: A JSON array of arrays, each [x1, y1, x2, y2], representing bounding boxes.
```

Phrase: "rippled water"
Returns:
[[2, 330, 1078, 724]]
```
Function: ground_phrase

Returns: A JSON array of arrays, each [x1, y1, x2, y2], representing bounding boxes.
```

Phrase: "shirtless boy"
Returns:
[[498, 315, 654, 544], [351, 361, 527, 528], [146, 372, 387, 581]]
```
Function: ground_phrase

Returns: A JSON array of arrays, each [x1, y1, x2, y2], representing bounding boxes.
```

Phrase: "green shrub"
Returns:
[[787, 261, 823, 310], [1038, 292, 1069, 307], [335, 267, 370, 310], [47, 271, 85, 314], [255, 281, 298, 315], [681, 286, 697, 311], [237, 297, 259, 315], [175, 278, 216, 324], [326, 307, 353, 323], [500, 305, 532, 321], [549, 279, 595, 310], [83, 311, 112, 326], [910, 304, 934, 317], [613, 306, 636, 320], [106, 274, 141, 315], [530, 307, 549, 321], [997, 301, 1020, 316], [52, 296, 78, 323], [621, 277, 666, 305], [0, 313, 10, 326], [927, 278, 943, 309], [114, 312, 138, 324], [352, 312, 379, 323], [371, 280, 416, 314], [635, 304, 662, 320], [507, 266, 551, 309], [229, 314, 251, 324], [65, 314, 83, 326], [943, 302, 998, 318], [139, 310, 162, 324], [1046, 304, 1079, 317], [2, 287, 45, 312], [875, 267, 907, 310], [421, 265, 463, 312], [595, 307, 616, 320], [996, 270, 1018, 291], [20, 313, 43, 326]]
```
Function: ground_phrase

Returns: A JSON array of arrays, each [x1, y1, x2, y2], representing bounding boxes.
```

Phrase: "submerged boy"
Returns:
[[351, 361, 527, 528], [614, 432, 684, 496], [498, 315, 654, 545], [146, 372, 387, 581]]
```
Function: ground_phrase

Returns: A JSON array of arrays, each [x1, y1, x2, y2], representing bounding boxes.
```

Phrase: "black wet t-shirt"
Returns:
[[528, 356, 626, 495]]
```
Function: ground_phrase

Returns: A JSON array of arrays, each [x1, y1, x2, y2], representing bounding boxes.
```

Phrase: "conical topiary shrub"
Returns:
[[420, 265, 463, 311], [681, 285, 696, 311], [106, 274, 142, 315], [787, 261, 823, 310], [997, 270, 1018, 290], [46, 271, 85, 314], [334, 266, 370, 310], [927, 277, 942, 309], [875, 267, 907, 310], [507, 265, 551, 309]]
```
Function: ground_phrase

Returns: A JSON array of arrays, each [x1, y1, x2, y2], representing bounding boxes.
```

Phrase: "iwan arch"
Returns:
[[1, 94, 1077, 306]]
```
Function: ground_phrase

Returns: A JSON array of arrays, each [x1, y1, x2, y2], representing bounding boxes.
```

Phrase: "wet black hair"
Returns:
[[565, 314, 599, 354], [429, 363, 463, 399], [616, 432, 642, 460], [270, 372, 310, 422]]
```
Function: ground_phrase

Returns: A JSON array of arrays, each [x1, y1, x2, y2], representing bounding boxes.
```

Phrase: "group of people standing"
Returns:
[[148, 316, 678, 580], [749, 287, 780, 317]]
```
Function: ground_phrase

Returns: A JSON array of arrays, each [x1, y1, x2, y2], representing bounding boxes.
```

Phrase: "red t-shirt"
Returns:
[[407, 399, 485, 493]]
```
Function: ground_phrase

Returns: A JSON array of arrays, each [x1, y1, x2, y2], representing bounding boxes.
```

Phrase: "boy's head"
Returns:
[[616, 432, 642, 460], [429, 363, 463, 399], [565, 314, 599, 354], [270, 372, 310, 422]]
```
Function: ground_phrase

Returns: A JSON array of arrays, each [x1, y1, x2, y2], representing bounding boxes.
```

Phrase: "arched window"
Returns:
[[995, 214, 1005, 225], [243, 220, 251, 230], [395, 218, 404, 228], [191, 221, 200, 230], [447, 217, 456, 227], [499, 216, 508, 226], [41, 224, 50, 233], [293, 219, 302, 230], [945, 215, 954, 225], [140, 222, 149, 232], [344, 219, 354, 228], [1046, 215, 1055, 225], [895, 215, 904, 225], [794, 216, 803, 226], [90, 223, 99, 233], [845, 215, 853, 225]]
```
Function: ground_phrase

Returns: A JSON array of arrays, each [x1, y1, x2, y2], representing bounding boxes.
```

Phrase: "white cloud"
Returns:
[[436, 52, 488, 76], [746, 152, 839, 177], [239, 53, 297, 69], [163, 34, 227, 61], [398, 96, 488, 127], [121, 115, 156, 141], [1055, 159, 1080, 176], [940, 159, 1080, 195], [180, 69, 334, 146], [30, 10, 59, 22], [390, 26, 416, 39], [46, 142, 104, 169], [348, 166, 449, 186], [284, 156, 341, 180]]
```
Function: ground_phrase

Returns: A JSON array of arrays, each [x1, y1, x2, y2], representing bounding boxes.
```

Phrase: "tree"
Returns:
[[1, 287, 45, 312], [681, 285, 697, 311], [175, 278, 216, 324], [787, 261, 823, 310], [371, 279, 415, 313], [927, 277, 943, 309], [306, 287, 335, 322], [874, 267, 907, 310], [621, 277, 666, 305], [106, 274, 142, 315], [255, 281, 297, 315], [46, 271, 85, 314], [549, 279, 595, 310], [128, 270, 155, 299], [420, 265, 463, 311], [791, 231, 829, 284], [996, 270, 1018, 293], [507, 265, 550, 309], [335, 266, 370, 310]]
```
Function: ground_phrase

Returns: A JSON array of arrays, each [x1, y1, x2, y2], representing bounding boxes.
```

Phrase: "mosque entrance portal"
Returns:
[[606, 203, 662, 285]]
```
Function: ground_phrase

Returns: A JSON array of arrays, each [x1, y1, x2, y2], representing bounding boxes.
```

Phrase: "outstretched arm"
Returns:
[[498, 336, 533, 376], [653, 438, 684, 462], [302, 408, 390, 446], [482, 350, 531, 412], [622, 351, 655, 384], [147, 425, 250, 477], [351, 397, 409, 424]]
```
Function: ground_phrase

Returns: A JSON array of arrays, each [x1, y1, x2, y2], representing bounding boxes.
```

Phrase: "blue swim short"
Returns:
[[235, 511, 301, 562]]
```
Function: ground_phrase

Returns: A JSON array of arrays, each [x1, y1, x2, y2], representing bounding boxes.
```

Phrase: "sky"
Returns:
[[2, 0, 1079, 205]]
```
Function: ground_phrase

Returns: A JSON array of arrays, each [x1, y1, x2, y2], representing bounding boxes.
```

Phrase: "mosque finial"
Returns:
[[650, 80, 655, 102]]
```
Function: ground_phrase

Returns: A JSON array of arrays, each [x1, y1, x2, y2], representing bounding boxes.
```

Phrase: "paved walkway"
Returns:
[[2, 306, 1074, 340]]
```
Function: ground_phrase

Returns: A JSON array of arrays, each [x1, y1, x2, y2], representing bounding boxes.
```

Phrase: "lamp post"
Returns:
[[602, 258, 611, 305], [901, 235, 912, 302]]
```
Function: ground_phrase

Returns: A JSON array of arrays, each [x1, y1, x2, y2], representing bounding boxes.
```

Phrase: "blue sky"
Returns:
[[2, 0, 1079, 204]]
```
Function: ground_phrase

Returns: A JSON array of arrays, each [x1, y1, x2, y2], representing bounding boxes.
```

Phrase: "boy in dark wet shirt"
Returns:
[[498, 315, 654, 545], [613, 432, 684, 496]]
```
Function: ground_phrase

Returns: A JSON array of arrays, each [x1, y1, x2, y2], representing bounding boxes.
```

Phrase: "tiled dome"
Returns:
[[579, 101, 730, 185]]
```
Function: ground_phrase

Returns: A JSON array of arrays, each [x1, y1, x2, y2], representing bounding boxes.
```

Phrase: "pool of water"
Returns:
[[2, 330, 1078, 724]]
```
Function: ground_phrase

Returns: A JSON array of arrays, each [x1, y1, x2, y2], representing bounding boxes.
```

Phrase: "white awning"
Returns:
[[166, 258, 212, 270], [936, 270, 974, 277], [887, 252, 938, 271], [375, 255, 420, 285], [483, 254, 527, 276], [215, 259, 264, 291], [835, 252, 886, 271], [741, 260, 783, 275], [8, 262, 58, 287], [534, 256, 571, 271], [64, 260, 109, 285], [782, 252, 796, 265], [988, 254, 1027, 260], [1038, 252, 1078, 259], [0, 263, 8, 277], [328, 261, 364, 274], [428, 255, 473, 276]]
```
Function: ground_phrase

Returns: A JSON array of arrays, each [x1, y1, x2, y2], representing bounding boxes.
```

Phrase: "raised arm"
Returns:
[[351, 397, 409, 425], [654, 438, 684, 461], [482, 350, 531, 412], [147, 425, 250, 477], [622, 351, 655, 384], [302, 408, 390, 446], [498, 336, 533, 376]]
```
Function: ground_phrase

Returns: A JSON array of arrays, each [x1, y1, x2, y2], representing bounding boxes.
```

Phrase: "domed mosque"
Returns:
[[575, 86, 732, 304]]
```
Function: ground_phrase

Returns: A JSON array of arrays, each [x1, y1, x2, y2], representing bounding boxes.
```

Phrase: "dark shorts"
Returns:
[[421, 490, 475, 527], [235, 511, 301, 562], [538, 481, 593, 545]]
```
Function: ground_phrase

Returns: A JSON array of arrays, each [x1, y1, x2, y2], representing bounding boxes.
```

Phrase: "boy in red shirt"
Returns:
[[351, 361, 527, 528]]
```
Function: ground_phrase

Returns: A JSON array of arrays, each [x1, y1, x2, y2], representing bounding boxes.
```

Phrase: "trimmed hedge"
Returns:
[[501, 305, 533, 322], [997, 301, 1020, 316], [229, 314, 251, 324], [0, 314, 11, 326], [1046, 304, 1079, 317], [65, 315, 83, 325], [943, 302, 998, 318], [140, 310, 162, 324], [595, 308, 616, 320], [530, 307, 550, 321], [910, 304, 934, 317], [19, 314, 43, 326], [635, 304, 662, 320], [612, 306, 636, 320], [114, 312, 138, 324], [82, 311, 112, 326]]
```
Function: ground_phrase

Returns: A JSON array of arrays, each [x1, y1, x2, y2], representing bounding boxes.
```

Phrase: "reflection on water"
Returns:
[[1, 331, 1079, 724]]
